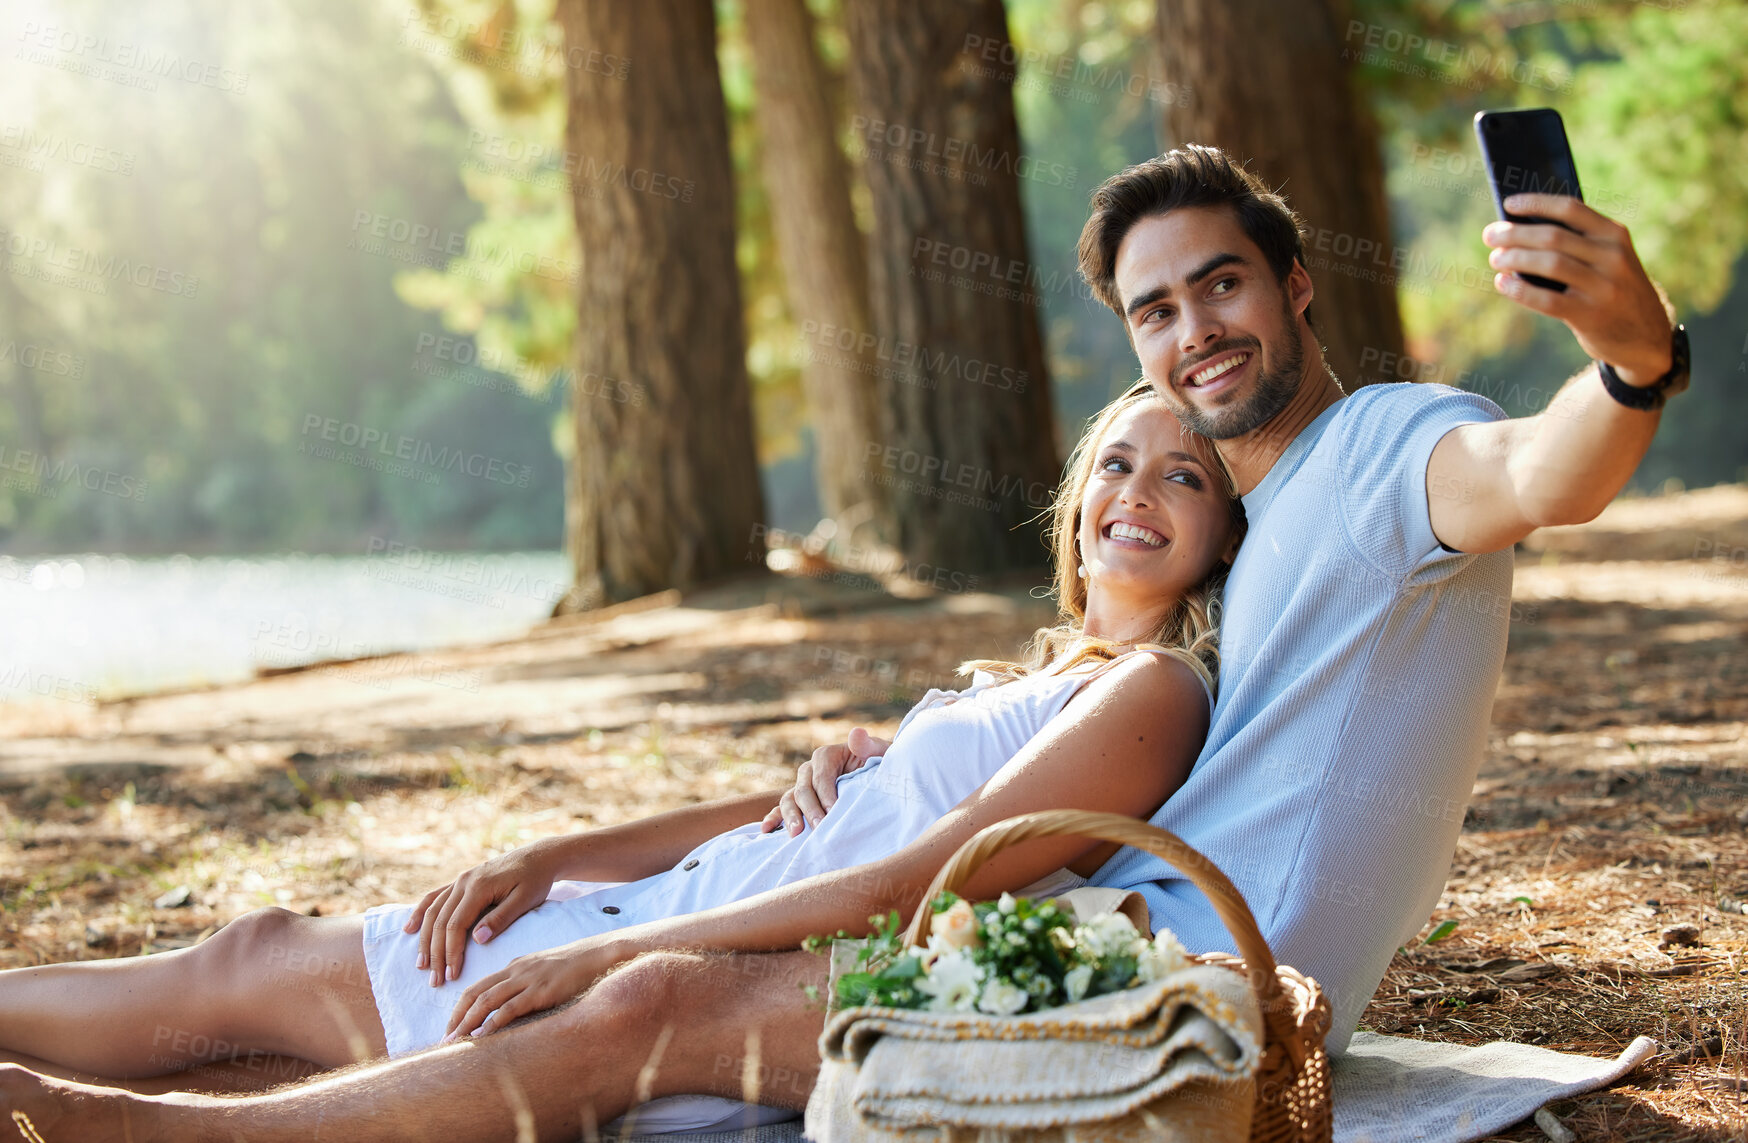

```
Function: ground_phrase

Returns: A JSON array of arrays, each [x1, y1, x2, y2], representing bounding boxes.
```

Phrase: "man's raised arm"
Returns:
[[1426, 192, 1683, 555]]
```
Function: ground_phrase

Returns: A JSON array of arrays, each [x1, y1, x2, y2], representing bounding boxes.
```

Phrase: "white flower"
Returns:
[[931, 900, 982, 951], [1137, 930, 1191, 983], [908, 943, 939, 971], [1078, 911, 1141, 958], [977, 978, 1029, 1015], [998, 892, 1017, 915], [923, 932, 967, 962], [917, 950, 983, 1011], [1063, 964, 1094, 1003]]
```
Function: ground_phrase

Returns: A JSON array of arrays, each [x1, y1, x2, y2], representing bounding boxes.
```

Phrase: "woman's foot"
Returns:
[[0, 1063, 178, 1143]]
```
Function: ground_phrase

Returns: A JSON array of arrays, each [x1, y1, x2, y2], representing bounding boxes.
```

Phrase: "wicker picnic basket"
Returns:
[[898, 809, 1333, 1143]]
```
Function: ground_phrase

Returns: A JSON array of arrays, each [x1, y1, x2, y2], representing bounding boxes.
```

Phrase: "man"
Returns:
[[1062, 143, 1678, 1047], [1, 144, 1684, 1141]]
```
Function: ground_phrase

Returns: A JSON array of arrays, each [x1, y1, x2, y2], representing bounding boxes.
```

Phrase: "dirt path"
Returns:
[[2, 487, 1745, 1138]]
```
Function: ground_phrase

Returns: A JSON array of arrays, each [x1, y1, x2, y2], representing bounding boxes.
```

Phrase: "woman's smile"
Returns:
[[1102, 519, 1169, 548]]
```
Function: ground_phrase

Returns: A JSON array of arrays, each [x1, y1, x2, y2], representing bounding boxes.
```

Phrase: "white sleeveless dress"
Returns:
[[360, 647, 1207, 1132]]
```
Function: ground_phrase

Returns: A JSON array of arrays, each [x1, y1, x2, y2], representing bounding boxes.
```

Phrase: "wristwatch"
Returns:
[[1597, 324, 1689, 411]]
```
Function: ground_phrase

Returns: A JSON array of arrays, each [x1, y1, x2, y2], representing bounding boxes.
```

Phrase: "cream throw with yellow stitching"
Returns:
[[805, 965, 1262, 1142], [804, 887, 1263, 1143]]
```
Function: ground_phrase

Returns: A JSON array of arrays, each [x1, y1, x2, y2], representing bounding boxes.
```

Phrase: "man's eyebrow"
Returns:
[[1122, 252, 1249, 321], [1186, 252, 1246, 287]]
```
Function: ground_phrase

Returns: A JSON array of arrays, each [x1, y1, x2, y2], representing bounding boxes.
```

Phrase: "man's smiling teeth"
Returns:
[[1108, 522, 1165, 547], [1188, 352, 1248, 387]]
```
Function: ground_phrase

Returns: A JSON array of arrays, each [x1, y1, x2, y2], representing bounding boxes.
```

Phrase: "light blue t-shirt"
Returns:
[[1091, 382, 1514, 1054]]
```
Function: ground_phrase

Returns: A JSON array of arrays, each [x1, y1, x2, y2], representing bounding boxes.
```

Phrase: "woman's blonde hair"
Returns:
[[960, 380, 1247, 695]]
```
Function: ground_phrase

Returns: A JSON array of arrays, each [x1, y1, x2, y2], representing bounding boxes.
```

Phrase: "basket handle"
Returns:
[[900, 809, 1293, 1024]]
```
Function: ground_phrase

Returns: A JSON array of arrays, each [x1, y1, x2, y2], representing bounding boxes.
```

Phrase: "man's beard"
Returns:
[[1161, 300, 1304, 440]]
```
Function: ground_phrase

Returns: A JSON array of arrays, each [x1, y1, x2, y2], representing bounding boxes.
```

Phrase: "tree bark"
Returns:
[[743, 0, 887, 536], [1153, 0, 1405, 389], [554, 0, 765, 610], [844, 0, 1061, 575]]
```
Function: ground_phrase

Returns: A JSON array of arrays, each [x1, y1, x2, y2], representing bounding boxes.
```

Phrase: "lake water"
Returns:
[[0, 550, 570, 706]]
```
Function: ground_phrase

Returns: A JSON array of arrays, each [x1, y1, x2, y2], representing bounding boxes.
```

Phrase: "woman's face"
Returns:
[[1075, 401, 1237, 628]]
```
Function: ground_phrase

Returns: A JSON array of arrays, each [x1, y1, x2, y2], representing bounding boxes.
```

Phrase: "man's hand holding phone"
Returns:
[[1482, 193, 1674, 386]]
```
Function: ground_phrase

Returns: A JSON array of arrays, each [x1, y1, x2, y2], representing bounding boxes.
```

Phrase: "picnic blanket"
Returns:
[[1330, 1032, 1658, 1142], [613, 1031, 1658, 1143]]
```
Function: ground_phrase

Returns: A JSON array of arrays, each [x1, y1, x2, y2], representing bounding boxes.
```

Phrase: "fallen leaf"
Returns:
[[1498, 962, 1560, 983], [152, 886, 193, 909], [1446, 956, 1525, 974]]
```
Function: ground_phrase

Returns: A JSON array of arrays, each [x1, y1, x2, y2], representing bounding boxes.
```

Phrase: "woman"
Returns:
[[0, 388, 1245, 1130]]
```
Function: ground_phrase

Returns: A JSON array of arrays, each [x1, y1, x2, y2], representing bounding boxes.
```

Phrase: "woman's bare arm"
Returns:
[[544, 787, 793, 882], [414, 786, 790, 980], [445, 654, 1210, 1036]]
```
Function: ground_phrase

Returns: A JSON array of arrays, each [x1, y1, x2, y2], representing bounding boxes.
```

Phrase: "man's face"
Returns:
[[1114, 206, 1310, 440]]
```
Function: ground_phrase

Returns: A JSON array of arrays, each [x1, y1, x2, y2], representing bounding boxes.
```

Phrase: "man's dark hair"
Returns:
[[1077, 144, 1315, 329]]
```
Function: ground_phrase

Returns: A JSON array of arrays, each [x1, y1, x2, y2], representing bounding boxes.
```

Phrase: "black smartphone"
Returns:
[[1473, 108, 1583, 292]]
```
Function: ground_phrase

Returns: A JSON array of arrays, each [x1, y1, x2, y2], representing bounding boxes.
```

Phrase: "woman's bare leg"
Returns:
[[0, 908, 386, 1077]]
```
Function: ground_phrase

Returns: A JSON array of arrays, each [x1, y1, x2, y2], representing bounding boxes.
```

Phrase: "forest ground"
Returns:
[[2, 485, 1745, 1140]]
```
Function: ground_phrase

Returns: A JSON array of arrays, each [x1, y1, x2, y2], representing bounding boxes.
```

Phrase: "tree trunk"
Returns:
[[743, 0, 887, 536], [554, 0, 765, 611], [844, 0, 1062, 575], [1153, 0, 1405, 389]]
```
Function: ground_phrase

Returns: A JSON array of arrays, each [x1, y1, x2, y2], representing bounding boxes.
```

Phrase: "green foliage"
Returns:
[[0, 0, 563, 552], [829, 891, 1183, 1015], [399, 0, 816, 472], [832, 893, 1078, 1012], [1005, 0, 1164, 443], [393, 0, 577, 396], [1351, 0, 1748, 349], [1567, 4, 1748, 315], [1346, 0, 1748, 486], [5, 0, 1745, 557]]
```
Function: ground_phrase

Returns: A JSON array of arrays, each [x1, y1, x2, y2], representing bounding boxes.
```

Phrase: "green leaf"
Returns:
[[882, 954, 924, 982], [1423, 920, 1459, 944], [930, 892, 961, 913], [835, 973, 874, 1007]]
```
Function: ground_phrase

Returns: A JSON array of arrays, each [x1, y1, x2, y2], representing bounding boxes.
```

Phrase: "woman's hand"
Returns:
[[406, 837, 567, 985], [759, 727, 891, 835], [442, 939, 610, 1041]]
